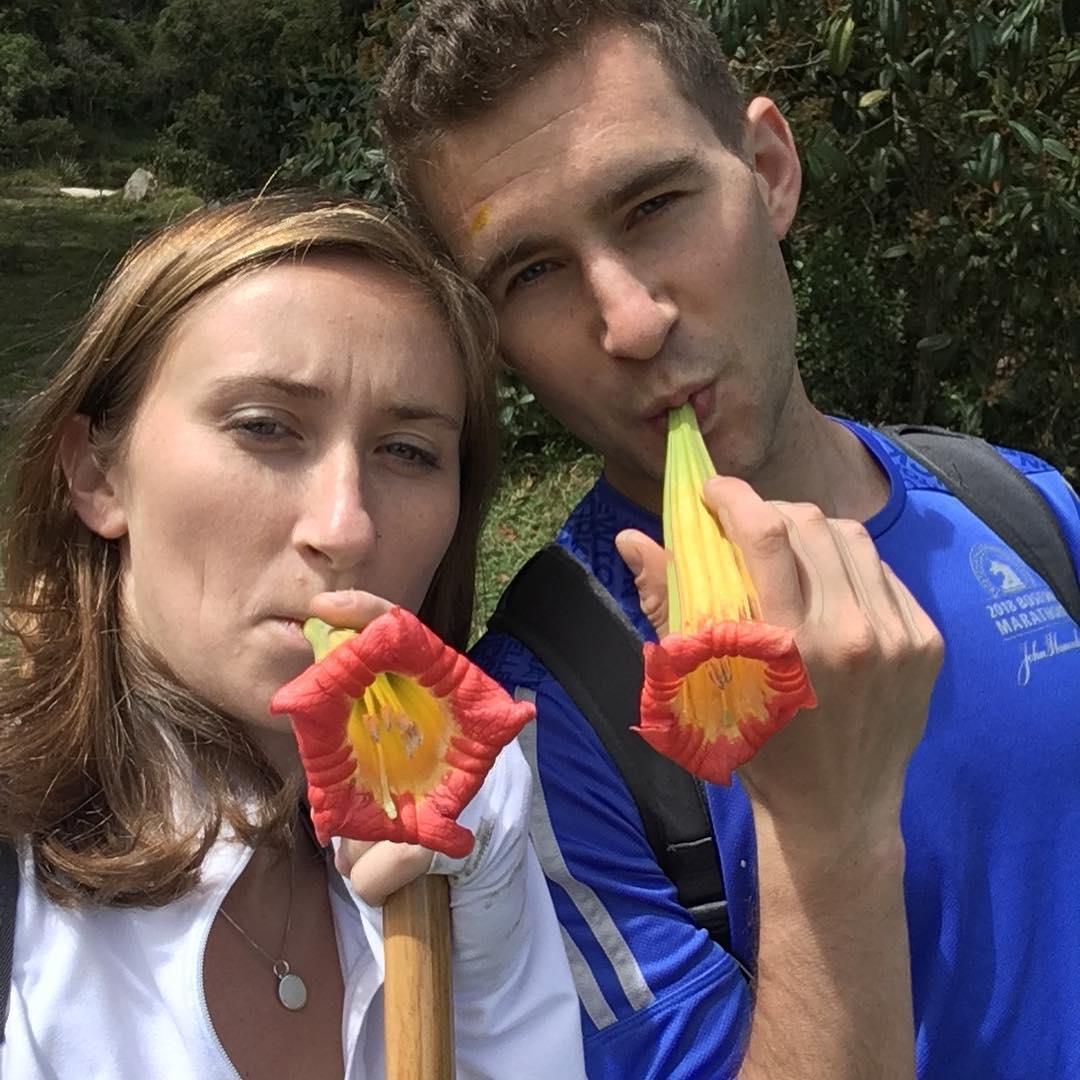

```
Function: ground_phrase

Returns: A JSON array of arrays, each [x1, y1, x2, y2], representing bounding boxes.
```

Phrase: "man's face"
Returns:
[[417, 28, 804, 510]]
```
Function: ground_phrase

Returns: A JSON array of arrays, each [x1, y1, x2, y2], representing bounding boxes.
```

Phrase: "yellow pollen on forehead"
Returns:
[[469, 204, 491, 235]]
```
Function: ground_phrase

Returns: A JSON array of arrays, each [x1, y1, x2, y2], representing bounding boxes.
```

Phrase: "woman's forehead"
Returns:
[[150, 257, 466, 410]]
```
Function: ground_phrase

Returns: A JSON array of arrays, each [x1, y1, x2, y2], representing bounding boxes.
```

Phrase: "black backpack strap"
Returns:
[[882, 425, 1080, 627], [0, 839, 18, 1044], [489, 545, 733, 955]]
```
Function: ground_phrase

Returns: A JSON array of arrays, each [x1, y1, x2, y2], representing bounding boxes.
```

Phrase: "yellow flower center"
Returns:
[[349, 673, 455, 819]]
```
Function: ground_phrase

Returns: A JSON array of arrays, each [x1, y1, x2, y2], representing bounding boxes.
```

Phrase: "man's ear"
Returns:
[[744, 96, 802, 242], [59, 415, 128, 540]]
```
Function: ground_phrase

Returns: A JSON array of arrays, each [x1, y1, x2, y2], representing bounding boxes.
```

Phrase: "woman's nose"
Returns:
[[293, 448, 378, 571]]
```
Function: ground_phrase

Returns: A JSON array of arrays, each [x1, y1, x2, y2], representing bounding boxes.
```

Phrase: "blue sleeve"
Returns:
[[520, 678, 751, 1079]]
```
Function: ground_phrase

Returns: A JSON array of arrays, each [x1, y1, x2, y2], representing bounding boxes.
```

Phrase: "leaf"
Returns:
[[814, 135, 850, 178], [1043, 139, 1077, 164], [968, 21, 993, 72], [1008, 120, 1042, 156], [917, 333, 954, 353], [859, 88, 890, 108], [829, 15, 857, 76], [882, 244, 911, 258]]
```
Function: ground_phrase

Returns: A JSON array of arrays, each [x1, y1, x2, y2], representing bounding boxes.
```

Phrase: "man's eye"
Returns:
[[632, 192, 677, 222], [510, 260, 556, 291]]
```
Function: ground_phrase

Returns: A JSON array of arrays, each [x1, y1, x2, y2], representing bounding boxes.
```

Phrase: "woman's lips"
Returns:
[[270, 616, 308, 642]]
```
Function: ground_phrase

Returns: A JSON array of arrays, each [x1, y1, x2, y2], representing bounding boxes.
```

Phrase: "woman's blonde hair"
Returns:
[[0, 191, 500, 906]]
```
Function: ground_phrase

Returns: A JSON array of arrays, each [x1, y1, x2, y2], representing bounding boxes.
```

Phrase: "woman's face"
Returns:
[[91, 255, 466, 744]]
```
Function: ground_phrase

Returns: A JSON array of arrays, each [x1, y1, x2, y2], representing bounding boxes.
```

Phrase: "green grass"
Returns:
[[473, 452, 599, 635], [0, 179, 595, 634], [0, 184, 203, 407]]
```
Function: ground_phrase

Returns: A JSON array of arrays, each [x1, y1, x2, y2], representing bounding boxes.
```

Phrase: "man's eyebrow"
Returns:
[[470, 152, 708, 294], [592, 152, 709, 219]]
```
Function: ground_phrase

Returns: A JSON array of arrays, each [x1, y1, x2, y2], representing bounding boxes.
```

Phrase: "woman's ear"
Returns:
[[59, 415, 128, 540], [744, 96, 803, 242]]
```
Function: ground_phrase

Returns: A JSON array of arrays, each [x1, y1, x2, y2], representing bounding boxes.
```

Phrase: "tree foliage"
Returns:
[[2, 0, 1077, 470], [701, 0, 1080, 469]]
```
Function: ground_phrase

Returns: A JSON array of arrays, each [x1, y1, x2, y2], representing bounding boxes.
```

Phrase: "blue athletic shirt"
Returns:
[[470, 420, 1080, 1079]]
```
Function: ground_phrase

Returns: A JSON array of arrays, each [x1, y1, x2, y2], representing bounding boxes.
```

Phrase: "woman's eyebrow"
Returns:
[[387, 402, 463, 430], [206, 376, 462, 429], [207, 373, 329, 401]]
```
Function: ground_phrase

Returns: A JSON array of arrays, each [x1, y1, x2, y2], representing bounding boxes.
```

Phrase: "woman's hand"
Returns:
[[335, 840, 434, 906], [309, 588, 394, 632], [334, 738, 533, 959]]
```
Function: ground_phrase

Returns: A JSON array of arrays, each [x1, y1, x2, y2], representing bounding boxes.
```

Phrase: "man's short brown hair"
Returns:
[[379, 0, 745, 222]]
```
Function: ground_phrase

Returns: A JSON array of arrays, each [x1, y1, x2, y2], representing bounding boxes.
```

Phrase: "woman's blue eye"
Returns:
[[236, 417, 291, 439], [382, 442, 438, 468]]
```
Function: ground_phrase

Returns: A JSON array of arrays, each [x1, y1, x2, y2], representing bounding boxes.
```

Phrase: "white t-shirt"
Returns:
[[1, 743, 586, 1079]]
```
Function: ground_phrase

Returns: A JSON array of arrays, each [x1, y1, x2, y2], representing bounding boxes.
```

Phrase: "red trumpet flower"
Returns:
[[271, 608, 534, 857]]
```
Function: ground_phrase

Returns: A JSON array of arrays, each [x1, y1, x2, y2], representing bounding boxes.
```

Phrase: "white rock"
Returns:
[[122, 168, 157, 202]]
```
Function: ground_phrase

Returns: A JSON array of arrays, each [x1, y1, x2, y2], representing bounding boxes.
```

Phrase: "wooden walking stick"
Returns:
[[384, 876, 454, 1080]]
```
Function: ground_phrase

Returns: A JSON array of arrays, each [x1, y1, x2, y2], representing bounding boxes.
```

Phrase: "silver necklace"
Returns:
[[218, 847, 308, 1011]]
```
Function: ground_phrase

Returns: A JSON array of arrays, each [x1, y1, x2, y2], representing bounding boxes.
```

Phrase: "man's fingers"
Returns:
[[345, 840, 435, 907], [702, 476, 807, 628], [309, 589, 394, 631], [615, 528, 669, 634], [882, 562, 945, 667]]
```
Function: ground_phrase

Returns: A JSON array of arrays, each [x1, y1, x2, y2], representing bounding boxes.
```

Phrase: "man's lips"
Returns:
[[644, 381, 716, 432]]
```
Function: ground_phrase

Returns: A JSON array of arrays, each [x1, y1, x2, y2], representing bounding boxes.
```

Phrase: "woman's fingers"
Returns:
[[615, 528, 669, 635], [339, 838, 434, 907], [309, 589, 394, 631], [334, 838, 375, 879]]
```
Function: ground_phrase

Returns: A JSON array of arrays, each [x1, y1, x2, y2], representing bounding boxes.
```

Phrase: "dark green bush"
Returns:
[[708, 0, 1079, 472]]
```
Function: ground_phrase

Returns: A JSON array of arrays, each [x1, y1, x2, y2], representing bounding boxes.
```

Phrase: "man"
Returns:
[[378, 3, 1080, 1077]]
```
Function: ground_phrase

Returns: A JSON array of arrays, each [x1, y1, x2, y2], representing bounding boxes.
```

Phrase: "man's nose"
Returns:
[[293, 446, 378, 572], [588, 255, 678, 361]]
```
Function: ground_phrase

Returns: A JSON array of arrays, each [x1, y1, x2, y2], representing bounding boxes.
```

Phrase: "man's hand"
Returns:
[[704, 476, 942, 837], [618, 475, 940, 1079], [619, 475, 942, 833]]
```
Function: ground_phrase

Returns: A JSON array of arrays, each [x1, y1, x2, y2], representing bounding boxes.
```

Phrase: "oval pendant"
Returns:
[[277, 971, 308, 1011]]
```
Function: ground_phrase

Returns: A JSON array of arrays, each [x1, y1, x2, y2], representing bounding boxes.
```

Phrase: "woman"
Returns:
[[0, 193, 584, 1078]]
